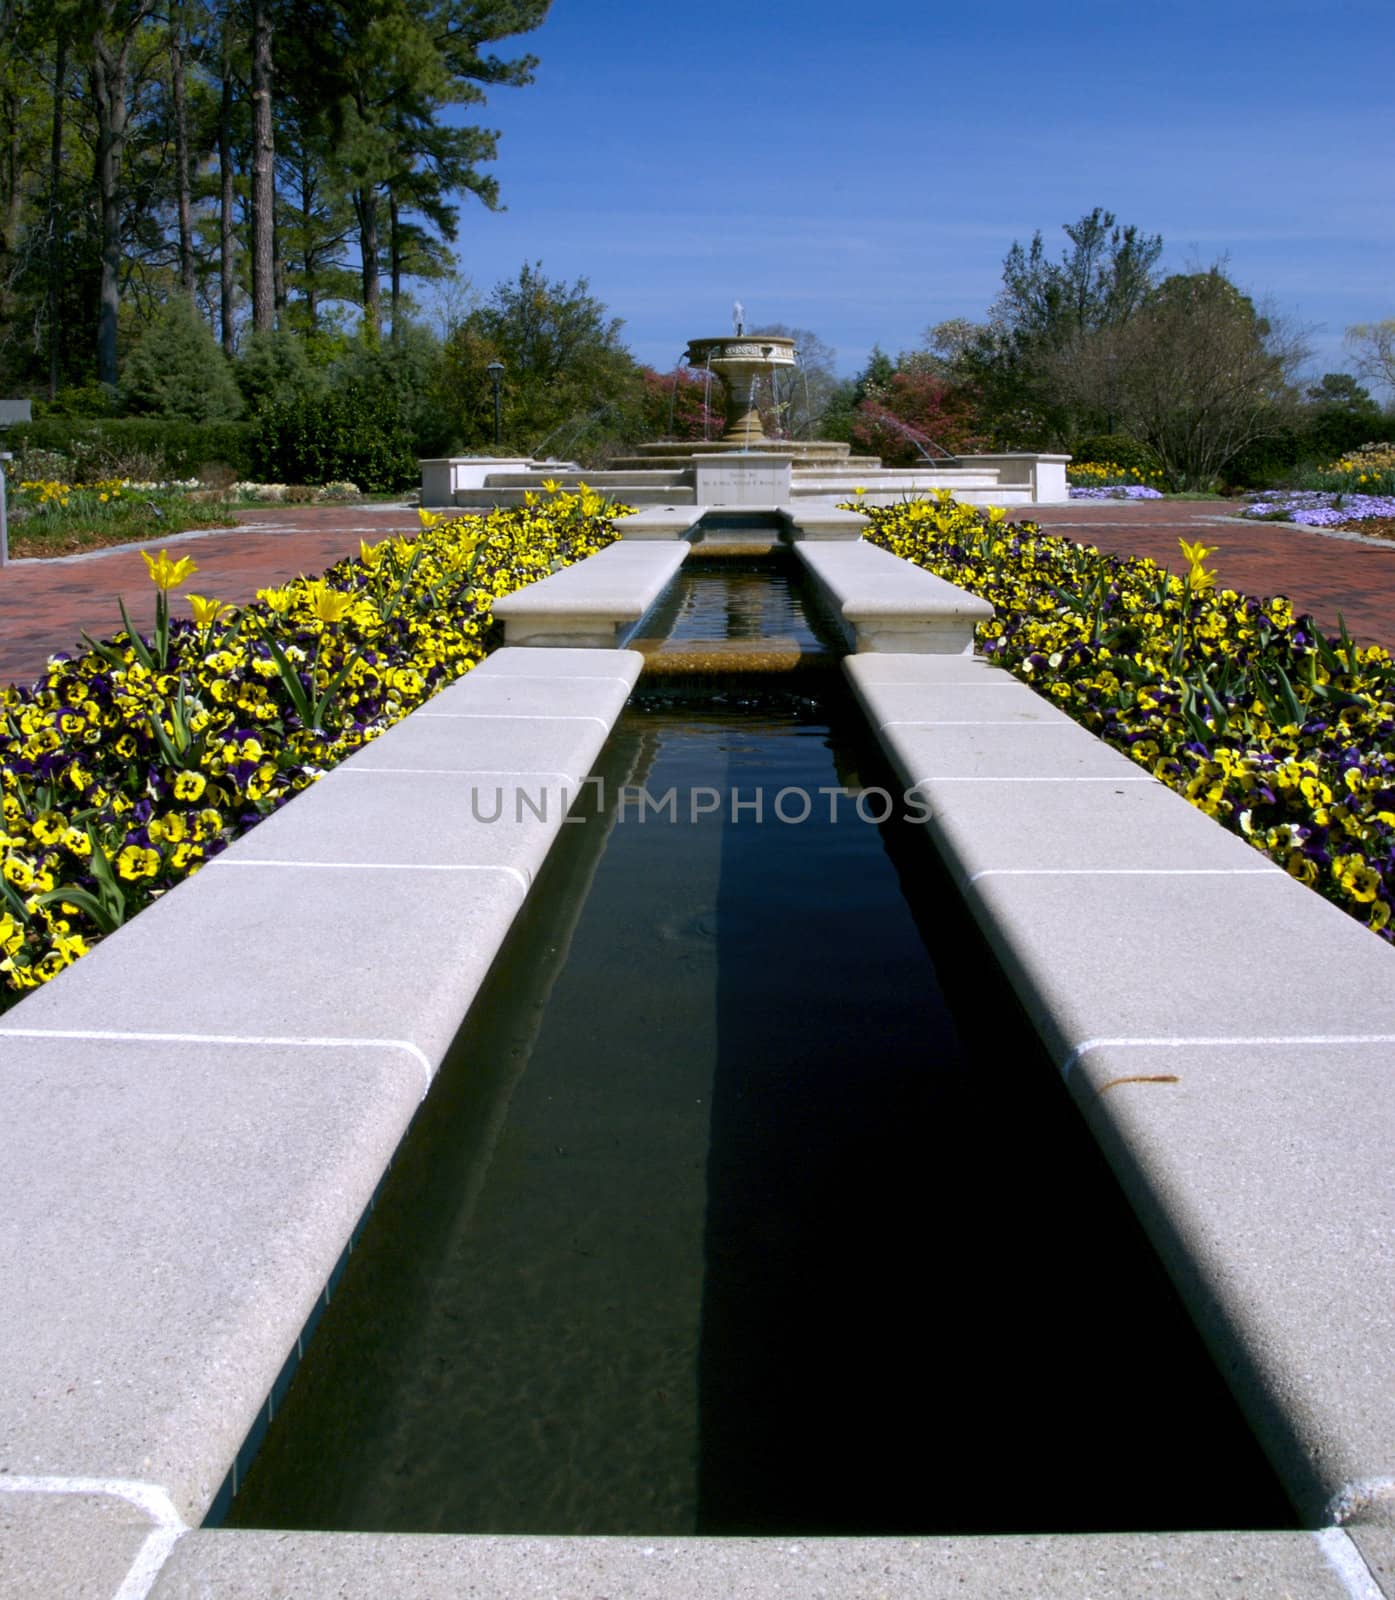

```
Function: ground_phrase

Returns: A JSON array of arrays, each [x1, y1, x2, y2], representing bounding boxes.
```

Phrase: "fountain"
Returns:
[[421, 302, 1071, 513], [683, 306, 797, 446]]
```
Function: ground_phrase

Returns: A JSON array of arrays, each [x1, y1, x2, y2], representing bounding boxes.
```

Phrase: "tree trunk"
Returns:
[[354, 183, 379, 340], [249, 0, 275, 333], [273, 207, 286, 312], [90, 0, 153, 388], [0, 89, 20, 336], [47, 28, 66, 397], [169, 0, 194, 296], [90, 50, 126, 388], [217, 21, 235, 354], [388, 189, 400, 341]]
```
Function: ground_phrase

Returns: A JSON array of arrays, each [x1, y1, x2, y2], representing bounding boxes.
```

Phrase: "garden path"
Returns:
[[0, 504, 420, 690], [4, 498, 1395, 692]]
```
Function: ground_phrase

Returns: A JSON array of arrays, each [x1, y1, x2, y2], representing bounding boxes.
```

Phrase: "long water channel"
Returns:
[[229, 548, 1294, 1537]]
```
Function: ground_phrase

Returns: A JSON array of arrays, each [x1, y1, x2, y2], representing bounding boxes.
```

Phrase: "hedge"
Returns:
[[7, 418, 257, 481]]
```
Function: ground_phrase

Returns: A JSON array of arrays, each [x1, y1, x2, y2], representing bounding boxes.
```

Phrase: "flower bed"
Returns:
[[1243, 490, 1395, 528], [0, 490, 623, 1006], [858, 493, 1395, 941], [1069, 484, 1165, 501], [1067, 460, 1165, 500], [8, 475, 234, 556]]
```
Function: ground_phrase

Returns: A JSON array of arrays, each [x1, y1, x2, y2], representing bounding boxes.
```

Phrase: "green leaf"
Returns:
[[261, 634, 315, 727], [1274, 663, 1304, 729], [32, 885, 124, 936]]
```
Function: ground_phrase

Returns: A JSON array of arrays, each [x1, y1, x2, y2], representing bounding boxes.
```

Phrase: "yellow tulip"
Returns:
[[186, 594, 232, 627], [142, 550, 198, 591], [305, 580, 354, 624]]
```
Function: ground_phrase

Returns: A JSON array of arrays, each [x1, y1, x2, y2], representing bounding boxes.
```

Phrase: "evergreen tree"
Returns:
[[120, 289, 244, 416]]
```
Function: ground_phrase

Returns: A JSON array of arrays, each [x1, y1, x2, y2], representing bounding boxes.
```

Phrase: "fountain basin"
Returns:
[[685, 335, 797, 445]]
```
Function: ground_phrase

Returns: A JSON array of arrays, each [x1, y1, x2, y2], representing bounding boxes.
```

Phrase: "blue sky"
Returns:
[[437, 0, 1394, 385]]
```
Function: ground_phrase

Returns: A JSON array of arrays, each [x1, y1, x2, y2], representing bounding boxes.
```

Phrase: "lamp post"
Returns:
[[0, 452, 11, 568], [0, 399, 31, 568], [486, 360, 504, 449]]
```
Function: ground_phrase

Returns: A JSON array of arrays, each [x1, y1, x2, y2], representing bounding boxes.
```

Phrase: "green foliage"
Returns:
[[817, 378, 860, 445], [1107, 268, 1307, 490], [8, 481, 234, 557], [1071, 433, 1162, 476], [1221, 374, 1387, 489], [35, 383, 123, 420], [235, 328, 328, 414], [331, 322, 451, 456], [121, 298, 245, 420], [435, 262, 644, 461], [1301, 374, 1384, 461], [956, 208, 1166, 449], [252, 382, 418, 490], [11, 418, 256, 479], [0, 0, 551, 392], [996, 208, 1162, 345]]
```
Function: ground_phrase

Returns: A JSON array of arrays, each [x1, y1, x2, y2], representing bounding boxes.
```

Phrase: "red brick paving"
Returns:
[[4, 498, 1395, 691], [0, 504, 421, 690]]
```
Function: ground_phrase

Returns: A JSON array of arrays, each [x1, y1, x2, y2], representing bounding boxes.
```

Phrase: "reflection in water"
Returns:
[[634, 557, 833, 652]]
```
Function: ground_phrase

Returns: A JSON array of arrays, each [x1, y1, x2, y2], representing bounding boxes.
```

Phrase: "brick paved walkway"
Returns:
[[0, 504, 421, 690], [4, 498, 1395, 691]]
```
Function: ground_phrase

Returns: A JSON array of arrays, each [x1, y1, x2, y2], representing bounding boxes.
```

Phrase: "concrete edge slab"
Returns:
[[0, 646, 642, 1533], [492, 542, 689, 646], [144, 1527, 1369, 1600], [1066, 1040, 1395, 1530], [795, 540, 993, 653], [843, 600, 1395, 1530]]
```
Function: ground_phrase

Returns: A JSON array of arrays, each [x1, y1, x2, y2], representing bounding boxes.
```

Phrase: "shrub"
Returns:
[[9, 419, 256, 481], [1071, 433, 1162, 476], [252, 384, 418, 491], [235, 327, 326, 415], [120, 298, 245, 421]]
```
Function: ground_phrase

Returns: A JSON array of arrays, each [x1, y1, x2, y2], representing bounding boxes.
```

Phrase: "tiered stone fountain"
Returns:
[[420, 309, 1070, 512]]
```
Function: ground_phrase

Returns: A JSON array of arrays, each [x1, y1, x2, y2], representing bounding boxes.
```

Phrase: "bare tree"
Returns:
[[1346, 319, 1395, 401], [749, 321, 838, 436]]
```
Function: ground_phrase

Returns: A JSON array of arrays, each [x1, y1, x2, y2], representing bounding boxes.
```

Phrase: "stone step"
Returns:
[[485, 470, 691, 488], [455, 485, 697, 509]]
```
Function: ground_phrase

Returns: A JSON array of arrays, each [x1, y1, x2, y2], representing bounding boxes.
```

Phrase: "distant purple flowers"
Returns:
[[1245, 491, 1395, 527], [1069, 485, 1165, 501]]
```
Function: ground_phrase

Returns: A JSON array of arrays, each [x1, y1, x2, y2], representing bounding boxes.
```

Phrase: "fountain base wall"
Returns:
[[424, 448, 1071, 511]]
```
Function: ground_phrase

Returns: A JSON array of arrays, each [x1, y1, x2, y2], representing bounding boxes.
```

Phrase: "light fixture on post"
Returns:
[[486, 360, 505, 449]]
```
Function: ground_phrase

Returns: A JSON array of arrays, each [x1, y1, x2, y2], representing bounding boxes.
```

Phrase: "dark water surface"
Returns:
[[228, 683, 1294, 1537], [634, 555, 834, 651]]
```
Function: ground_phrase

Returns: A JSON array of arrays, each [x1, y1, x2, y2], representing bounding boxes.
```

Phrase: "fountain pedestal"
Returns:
[[686, 335, 797, 444]]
